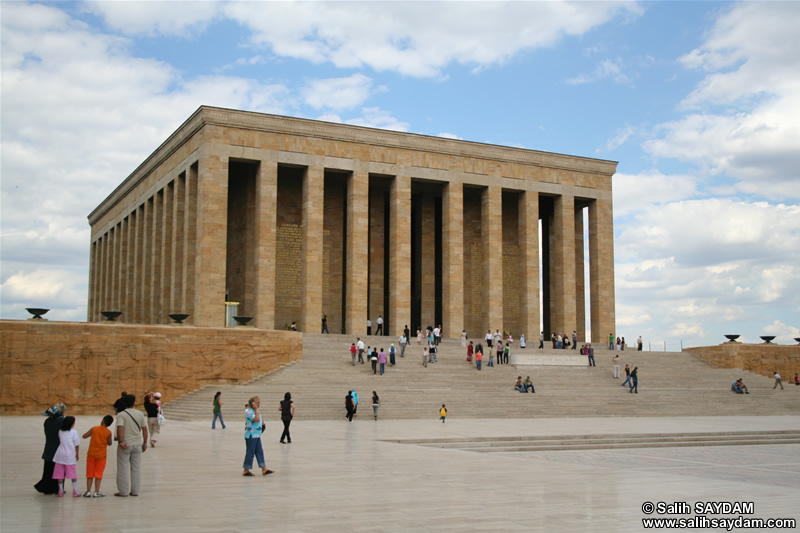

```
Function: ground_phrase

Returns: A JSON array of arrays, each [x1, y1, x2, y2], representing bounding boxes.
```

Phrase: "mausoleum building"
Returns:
[[88, 106, 617, 340]]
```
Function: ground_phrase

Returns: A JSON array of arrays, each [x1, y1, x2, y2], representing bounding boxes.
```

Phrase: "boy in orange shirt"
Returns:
[[82, 415, 113, 497]]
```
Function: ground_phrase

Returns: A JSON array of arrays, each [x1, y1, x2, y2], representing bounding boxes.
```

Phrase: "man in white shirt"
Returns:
[[399, 334, 407, 357], [357, 338, 365, 364], [115, 394, 148, 497], [376, 315, 383, 336], [485, 330, 493, 348], [367, 319, 372, 336]]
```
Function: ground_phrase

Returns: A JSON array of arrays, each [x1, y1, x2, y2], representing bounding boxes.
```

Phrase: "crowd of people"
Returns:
[[35, 325, 793, 493], [34, 390, 164, 499]]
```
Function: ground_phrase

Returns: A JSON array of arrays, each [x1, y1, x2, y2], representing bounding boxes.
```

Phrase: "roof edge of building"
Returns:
[[88, 105, 618, 224]]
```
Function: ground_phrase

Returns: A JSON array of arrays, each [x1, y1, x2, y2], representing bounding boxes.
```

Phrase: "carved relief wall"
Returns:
[[0, 320, 302, 415]]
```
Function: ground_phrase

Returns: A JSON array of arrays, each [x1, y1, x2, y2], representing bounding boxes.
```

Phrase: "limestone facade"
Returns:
[[88, 106, 617, 340]]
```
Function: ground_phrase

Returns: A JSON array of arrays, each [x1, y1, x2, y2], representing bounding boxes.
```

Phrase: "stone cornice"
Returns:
[[89, 106, 618, 224]]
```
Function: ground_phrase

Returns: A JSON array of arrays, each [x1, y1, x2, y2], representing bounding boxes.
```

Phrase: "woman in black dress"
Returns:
[[34, 402, 65, 494], [345, 392, 354, 422], [278, 392, 295, 443]]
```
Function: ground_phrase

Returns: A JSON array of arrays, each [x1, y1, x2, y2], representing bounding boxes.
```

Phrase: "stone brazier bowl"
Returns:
[[169, 313, 190, 324]]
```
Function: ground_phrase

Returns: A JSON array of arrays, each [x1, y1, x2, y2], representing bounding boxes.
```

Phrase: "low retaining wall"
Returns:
[[510, 353, 589, 366], [0, 320, 302, 415], [686, 343, 800, 380]]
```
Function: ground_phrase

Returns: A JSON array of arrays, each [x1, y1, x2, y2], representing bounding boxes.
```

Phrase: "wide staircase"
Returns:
[[164, 333, 800, 422]]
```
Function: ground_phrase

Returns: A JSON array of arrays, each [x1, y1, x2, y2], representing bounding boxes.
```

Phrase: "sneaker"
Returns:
[[94, 492, 106, 498], [83, 491, 92, 498], [73, 490, 82, 498], [58, 489, 64, 498]]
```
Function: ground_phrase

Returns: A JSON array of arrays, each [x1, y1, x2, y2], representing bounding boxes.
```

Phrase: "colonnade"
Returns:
[[89, 153, 615, 343]]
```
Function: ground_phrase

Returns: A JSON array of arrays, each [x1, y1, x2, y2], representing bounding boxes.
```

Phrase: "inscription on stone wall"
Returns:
[[503, 243, 520, 327], [322, 229, 330, 294], [470, 242, 482, 315], [276, 223, 302, 309]]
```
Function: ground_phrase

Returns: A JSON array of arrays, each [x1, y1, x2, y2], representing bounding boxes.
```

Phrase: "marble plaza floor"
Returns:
[[2, 415, 799, 532]]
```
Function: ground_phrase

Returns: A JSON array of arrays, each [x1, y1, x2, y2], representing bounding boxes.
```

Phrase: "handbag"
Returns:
[[157, 411, 166, 426]]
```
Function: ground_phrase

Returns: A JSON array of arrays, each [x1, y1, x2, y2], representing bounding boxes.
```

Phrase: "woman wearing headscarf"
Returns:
[[243, 396, 272, 476], [34, 402, 66, 494], [350, 388, 359, 417]]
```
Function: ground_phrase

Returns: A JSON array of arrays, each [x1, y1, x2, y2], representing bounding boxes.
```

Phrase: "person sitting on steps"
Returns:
[[514, 376, 527, 393], [523, 376, 535, 393], [731, 378, 749, 394]]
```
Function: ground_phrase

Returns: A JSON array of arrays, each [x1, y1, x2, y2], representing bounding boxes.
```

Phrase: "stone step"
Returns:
[[388, 430, 800, 452], [163, 334, 799, 421]]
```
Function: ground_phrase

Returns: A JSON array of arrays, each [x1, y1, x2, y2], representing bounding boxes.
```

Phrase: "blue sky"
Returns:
[[1, 1, 798, 348]]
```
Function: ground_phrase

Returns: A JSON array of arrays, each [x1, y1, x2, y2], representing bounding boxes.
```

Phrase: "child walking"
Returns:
[[439, 404, 447, 423], [53, 416, 80, 498], [82, 415, 113, 497]]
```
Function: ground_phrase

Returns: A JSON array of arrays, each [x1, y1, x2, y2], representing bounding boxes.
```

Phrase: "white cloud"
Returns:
[[221, 1, 642, 77], [344, 108, 409, 132], [612, 171, 698, 217], [614, 198, 800, 347], [762, 320, 800, 345], [83, 0, 222, 37], [644, 2, 800, 200], [437, 132, 462, 140], [302, 74, 373, 111], [0, 3, 290, 320], [566, 57, 632, 85], [601, 124, 637, 152]]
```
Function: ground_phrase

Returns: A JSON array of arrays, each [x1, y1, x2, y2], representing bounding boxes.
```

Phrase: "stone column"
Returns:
[[301, 164, 324, 332], [551, 194, 577, 337], [442, 181, 464, 339], [254, 158, 278, 329], [346, 169, 369, 335], [589, 198, 616, 343], [574, 205, 586, 343], [183, 164, 198, 321], [518, 190, 540, 342], [100, 232, 109, 318], [193, 153, 229, 327], [111, 224, 119, 318], [389, 174, 412, 337], [151, 190, 163, 324], [122, 216, 131, 322], [141, 198, 153, 324], [161, 183, 174, 319], [170, 173, 186, 316], [132, 206, 142, 323], [116, 223, 124, 315], [481, 186, 503, 332], [88, 239, 98, 321]]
